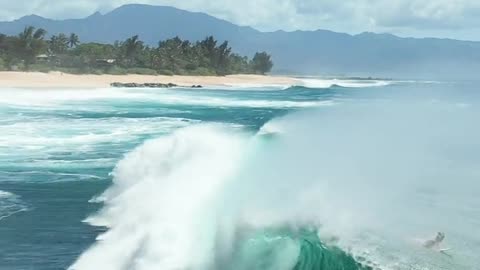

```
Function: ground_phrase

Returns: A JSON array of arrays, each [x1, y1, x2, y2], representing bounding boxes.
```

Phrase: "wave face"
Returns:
[[71, 96, 480, 270]]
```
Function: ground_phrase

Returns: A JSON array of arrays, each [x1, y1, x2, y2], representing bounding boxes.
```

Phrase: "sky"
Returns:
[[0, 0, 479, 41]]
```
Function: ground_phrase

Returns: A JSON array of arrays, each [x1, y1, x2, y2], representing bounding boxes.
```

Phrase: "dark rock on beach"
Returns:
[[111, 82, 179, 88], [111, 82, 204, 88]]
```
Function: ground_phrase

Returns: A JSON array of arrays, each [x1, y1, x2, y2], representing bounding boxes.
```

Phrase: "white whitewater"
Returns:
[[298, 78, 392, 88]]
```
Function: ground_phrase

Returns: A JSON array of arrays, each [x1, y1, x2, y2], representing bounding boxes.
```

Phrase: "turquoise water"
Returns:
[[0, 81, 479, 270]]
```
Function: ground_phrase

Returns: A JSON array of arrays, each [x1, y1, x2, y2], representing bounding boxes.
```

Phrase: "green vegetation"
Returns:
[[252, 52, 274, 75], [0, 57, 5, 71], [0, 26, 274, 75]]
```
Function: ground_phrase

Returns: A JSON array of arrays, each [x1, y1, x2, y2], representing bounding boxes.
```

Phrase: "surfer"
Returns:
[[423, 232, 452, 256], [424, 232, 445, 249]]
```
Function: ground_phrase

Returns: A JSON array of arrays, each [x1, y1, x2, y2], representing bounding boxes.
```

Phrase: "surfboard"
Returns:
[[439, 248, 453, 258]]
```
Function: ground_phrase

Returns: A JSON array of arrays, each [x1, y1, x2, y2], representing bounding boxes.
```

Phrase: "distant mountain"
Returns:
[[1, 4, 479, 79]]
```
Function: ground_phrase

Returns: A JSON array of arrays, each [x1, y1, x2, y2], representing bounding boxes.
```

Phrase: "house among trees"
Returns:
[[96, 59, 116, 66], [36, 54, 58, 64], [36, 54, 49, 62]]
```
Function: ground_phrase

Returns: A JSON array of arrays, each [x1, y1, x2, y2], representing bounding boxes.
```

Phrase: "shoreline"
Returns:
[[0, 71, 298, 89]]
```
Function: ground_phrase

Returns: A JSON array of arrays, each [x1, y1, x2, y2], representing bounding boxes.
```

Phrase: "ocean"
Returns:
[[0, 79, 479, 270]]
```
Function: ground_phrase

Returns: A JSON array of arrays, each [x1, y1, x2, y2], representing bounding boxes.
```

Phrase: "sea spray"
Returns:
[[72, 125, 247, 270], [72, 101, 479, 270]]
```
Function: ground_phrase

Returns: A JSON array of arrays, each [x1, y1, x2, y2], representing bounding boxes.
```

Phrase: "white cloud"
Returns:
[[0, 0, 479, 39]]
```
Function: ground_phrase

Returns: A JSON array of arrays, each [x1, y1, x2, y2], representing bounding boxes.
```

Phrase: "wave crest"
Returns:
[[72, 125, 248, 270], [296, 78, 392, 89]]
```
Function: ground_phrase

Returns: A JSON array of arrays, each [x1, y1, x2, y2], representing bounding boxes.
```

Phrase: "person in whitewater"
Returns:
[[424, 232, 445, 249], [423, 232, 452, 256]]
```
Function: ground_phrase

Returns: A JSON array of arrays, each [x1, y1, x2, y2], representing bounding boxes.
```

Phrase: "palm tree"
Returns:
[[200, 36, 217, 56], [123, 35, 144, 67], [68, 33, 80, 48], [48, 34, 69, 55], [57, 33, 69, 52], [18, 26, 47, 46], [216, 41, 232, 75], [48, 35, 58, 53], [251, 52, 273, 75], [158, 37, 185, 71], [0, 34, 7, 53], [0, 34, 6, 46], [17, 26, 47, 69]]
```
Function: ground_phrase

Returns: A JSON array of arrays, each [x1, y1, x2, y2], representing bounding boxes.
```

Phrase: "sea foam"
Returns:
[[297, 78, 392, 88], [0, 191, 29, 222]]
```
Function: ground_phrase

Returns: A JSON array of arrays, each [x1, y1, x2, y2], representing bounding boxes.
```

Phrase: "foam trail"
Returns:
[[298, 78, 392, 88], [220, 83, 291, 90], [72, 100, 480, 270], [0, 88, 326, 109], [0, 191, 29, 221]]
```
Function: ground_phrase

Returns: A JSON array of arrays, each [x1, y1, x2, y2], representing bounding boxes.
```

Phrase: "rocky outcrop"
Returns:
[[110, 82, 203, 88]]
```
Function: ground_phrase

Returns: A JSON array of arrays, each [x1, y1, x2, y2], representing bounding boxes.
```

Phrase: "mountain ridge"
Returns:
[[1, 4, 479, 79]]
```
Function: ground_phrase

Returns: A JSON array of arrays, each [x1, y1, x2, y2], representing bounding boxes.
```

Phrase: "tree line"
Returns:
[[0, 26, 274, 76]]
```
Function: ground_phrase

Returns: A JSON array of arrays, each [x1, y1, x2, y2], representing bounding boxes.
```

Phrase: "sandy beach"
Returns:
[[0, 71, 298, 88]]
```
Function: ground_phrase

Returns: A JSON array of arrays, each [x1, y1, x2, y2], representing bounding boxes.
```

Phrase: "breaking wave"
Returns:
[[71, 100, 479, 270], [70, 124, 367, 270], [297, 78, 393, 89]]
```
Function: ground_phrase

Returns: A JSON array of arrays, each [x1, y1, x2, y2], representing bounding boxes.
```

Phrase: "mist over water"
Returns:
[[257, 103, 480, 269], [0, 80, 479, 270]]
